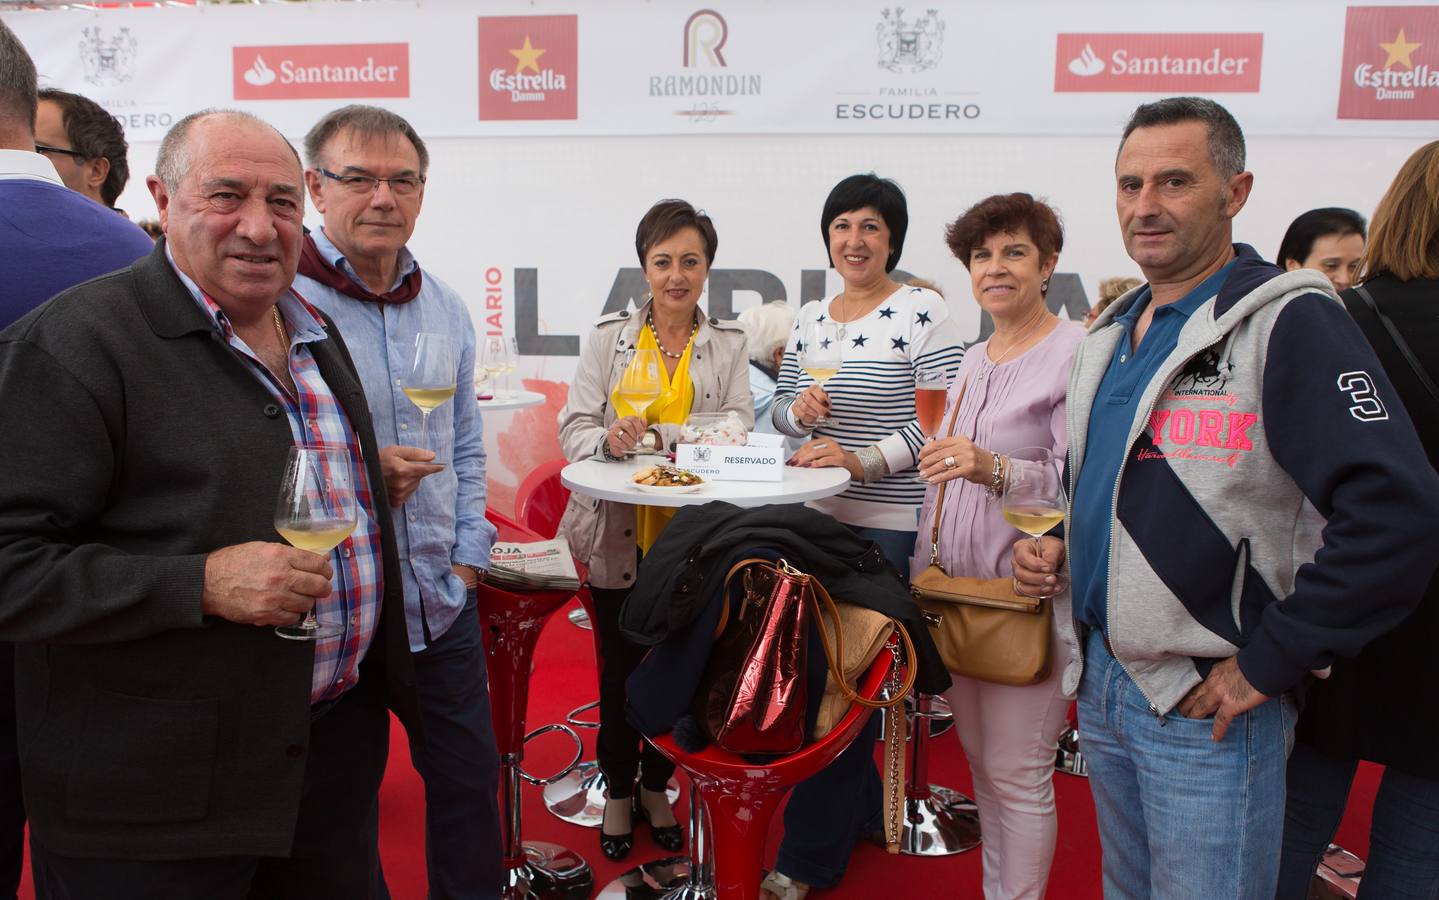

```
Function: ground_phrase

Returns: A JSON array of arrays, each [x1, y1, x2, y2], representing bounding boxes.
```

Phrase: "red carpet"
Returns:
[[16, 606, 1383, 898]]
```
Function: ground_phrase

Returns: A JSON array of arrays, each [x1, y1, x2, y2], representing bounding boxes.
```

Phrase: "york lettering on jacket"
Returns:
[[1148, 408, 1256, 450]]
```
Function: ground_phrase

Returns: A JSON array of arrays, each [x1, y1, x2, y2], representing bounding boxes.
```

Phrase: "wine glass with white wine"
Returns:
[[800, 318, 841, 426], [402, 332, 456, 448], [274, 444, 358, 641], [482, 336, 516, 401], [615, 348, 662, 456], [1001, 446, 1067, 562]]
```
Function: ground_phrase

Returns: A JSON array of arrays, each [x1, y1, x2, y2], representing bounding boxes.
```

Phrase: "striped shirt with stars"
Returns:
[[773, 285, 965, 533]]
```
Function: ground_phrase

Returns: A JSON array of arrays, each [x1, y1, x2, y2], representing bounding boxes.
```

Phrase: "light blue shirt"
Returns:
[[297, 227, 496, 651]]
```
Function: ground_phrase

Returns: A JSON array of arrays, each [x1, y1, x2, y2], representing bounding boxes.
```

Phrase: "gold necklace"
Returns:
[[647, 312, 697, 360], [271, 306, 288, 351], [988, 306, 1048, 366]]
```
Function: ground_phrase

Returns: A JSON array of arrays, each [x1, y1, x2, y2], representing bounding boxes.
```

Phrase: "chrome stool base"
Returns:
[[1055, 726, 1089, 777], [900, 784, 981, 856], [543, 763, 682, 828], [501, 841, 593, 900], [1312, 843, 1364, 900], [878, 692, 955, 741], [595, 855, 701, 900], [568, 606, 592, 630]]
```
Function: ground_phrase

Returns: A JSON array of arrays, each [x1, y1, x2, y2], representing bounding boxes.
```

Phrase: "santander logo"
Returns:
[[232, 43, 409, 100], [1055, 33, 1262, 93], [242, 55, 277, 87], [1068, 43, 1105, 77]]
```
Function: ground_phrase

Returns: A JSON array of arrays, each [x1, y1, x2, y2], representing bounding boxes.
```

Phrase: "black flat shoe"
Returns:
[[634, 792, 684, 852], [600, 797, 634, 861]]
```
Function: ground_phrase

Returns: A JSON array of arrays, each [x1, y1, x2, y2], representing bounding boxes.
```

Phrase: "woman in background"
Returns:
[[1276, 144, 1439, 899], [557, 199, 752, 863], [1275, 207, 1367, 293], [914, 193, 1084, 900]]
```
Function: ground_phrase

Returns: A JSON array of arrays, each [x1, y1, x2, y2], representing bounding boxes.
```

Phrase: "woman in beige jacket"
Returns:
[[557, 199, 753, 862]]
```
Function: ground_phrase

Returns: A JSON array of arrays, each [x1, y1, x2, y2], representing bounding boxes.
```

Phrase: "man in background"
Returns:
[[0, 23, 153, 898], [297, 104, 501, 899], [35, 87, 134, 213]]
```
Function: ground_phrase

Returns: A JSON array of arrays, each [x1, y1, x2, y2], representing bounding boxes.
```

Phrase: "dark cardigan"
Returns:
[[0, 241, 418, 858], [1295, 275, 1439, 778]]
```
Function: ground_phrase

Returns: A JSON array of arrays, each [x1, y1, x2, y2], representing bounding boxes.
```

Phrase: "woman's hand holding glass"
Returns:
[[916, 435, 992, 485], [1012, 535, 1066, 599], [791, 385, 832, 428], [606, 415, 649, 458]]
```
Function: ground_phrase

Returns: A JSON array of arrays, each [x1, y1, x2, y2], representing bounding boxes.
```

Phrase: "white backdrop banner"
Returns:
[[4, 0, 1439, 142]]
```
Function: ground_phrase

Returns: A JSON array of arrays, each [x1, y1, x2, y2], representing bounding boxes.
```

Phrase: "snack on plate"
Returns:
[[680, 411, 749, 446], [631, 465, 704, 488]]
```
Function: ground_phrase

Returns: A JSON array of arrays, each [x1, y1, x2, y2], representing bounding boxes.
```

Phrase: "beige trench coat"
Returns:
[[558, 301, 755, 589]]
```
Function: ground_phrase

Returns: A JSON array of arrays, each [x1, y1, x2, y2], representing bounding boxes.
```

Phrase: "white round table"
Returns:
[[560, 457, 851, 508], [475, 390, 546, 412]]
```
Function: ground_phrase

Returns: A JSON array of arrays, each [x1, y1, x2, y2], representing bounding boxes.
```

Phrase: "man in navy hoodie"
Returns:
[[1014, 96, 1439, 898], [0, 21, 153, 900]]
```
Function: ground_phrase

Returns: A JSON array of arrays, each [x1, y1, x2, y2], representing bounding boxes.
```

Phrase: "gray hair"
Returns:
[[1119, 96, 1246, 177], [303, 104, 429, 175], [0, 20, 37, 135], [154, 109, 301, 193], [736, 301, 796, 363]]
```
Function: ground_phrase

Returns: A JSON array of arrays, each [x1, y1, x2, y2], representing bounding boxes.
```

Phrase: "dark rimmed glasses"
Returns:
[[35, 143, 88, 161], [317, 167, 425, 196]]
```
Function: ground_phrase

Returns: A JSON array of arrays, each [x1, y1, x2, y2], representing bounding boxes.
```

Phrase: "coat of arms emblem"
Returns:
[[79, 27, 137, 87], [876, 8, 944, 74]]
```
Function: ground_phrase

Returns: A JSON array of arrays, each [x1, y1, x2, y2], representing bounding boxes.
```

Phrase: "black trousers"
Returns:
[[32, 679, 390, 900], [590, 585, 675, 797], [0, 644, 22, 900]]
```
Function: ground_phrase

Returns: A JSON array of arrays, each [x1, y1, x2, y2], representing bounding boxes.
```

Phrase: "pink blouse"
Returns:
[[911, 320, 1086, 582]]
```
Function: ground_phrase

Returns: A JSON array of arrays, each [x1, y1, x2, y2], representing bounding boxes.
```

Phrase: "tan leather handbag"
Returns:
[[910, 382, 1053, 687]]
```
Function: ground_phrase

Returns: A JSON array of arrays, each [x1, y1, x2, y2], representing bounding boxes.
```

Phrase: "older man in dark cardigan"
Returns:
[[0, 108, 417, 899]]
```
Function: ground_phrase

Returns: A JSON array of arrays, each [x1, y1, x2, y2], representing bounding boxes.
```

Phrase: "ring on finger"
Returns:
[[944, 456, 956, 468]]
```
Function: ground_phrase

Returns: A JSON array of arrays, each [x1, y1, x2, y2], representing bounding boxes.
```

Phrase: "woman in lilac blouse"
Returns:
[[912, 194, 1085, 900]]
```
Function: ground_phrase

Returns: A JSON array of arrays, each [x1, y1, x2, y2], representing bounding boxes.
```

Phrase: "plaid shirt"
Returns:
[[169, 255, 383, 704]]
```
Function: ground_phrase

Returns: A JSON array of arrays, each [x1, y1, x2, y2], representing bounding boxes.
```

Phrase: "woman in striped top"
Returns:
[[760, 174, 964, 900]]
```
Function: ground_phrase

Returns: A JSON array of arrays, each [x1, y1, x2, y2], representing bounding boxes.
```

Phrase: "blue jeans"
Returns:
[[378, 591, 502, 900], [1078, 629, 1296, 900], [1277, 740, 1439, 899]]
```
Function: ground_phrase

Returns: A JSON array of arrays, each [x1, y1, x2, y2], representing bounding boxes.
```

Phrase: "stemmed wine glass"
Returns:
[[1001, 446, 1067, 556], [402, 332, 456, 448], [616, 348, 662, 456], [913, 368, 948, 481], [482, 336, 517, 401], [274, 445, 358, 641], [800, 319, 841, 426]]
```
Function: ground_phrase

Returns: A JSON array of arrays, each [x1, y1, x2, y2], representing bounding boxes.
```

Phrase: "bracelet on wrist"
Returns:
[[985, 451, 1005, 498], [856, 445, 889, 484]]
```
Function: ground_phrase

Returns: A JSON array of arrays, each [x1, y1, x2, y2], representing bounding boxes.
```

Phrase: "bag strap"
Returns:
[[926, 379, 968, 567], [806, 573, 917, 706], [1353, 284, 1439, 406], [713, 557, 776, 638]]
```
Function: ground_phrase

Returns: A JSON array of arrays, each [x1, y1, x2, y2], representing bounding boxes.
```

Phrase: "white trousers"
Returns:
[[942, 636, 1075, 900]]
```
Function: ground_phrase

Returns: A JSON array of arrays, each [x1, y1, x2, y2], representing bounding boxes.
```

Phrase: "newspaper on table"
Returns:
[[488, 537, 580, 591]]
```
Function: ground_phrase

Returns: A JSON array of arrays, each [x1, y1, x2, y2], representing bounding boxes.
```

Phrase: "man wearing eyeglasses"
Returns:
[[35, 88, 133, 213], [296, 105, 502, 899]]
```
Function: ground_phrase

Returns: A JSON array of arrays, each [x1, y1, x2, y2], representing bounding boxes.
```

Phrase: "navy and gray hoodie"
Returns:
[[1062, 244, 1439, 716]]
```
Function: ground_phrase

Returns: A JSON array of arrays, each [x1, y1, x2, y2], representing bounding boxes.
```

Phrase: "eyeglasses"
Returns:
[[35, 143, 88, 161], [317, 168, 425, 197]]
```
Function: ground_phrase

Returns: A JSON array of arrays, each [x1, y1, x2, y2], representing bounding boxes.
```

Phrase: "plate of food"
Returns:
[[631, 464, 706, 494]]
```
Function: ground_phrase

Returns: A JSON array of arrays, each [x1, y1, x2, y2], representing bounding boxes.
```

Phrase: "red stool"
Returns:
[[517, 460, 593, 632], [515, 465, 679, 830], [480, 510, 592, 898], [605, 642, 899, 900]]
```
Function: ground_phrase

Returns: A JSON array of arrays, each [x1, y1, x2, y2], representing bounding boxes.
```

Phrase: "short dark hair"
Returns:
[[820, 173, 908, 273], [303, 105, 429, 175], [0, 20, 38, 135], [1275, 207, 1367, 269], [635, 199, 718, 266], [38, 88, 131, 207], [1120, 96, 1246, 177], [945, 193, 1064, 269]]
